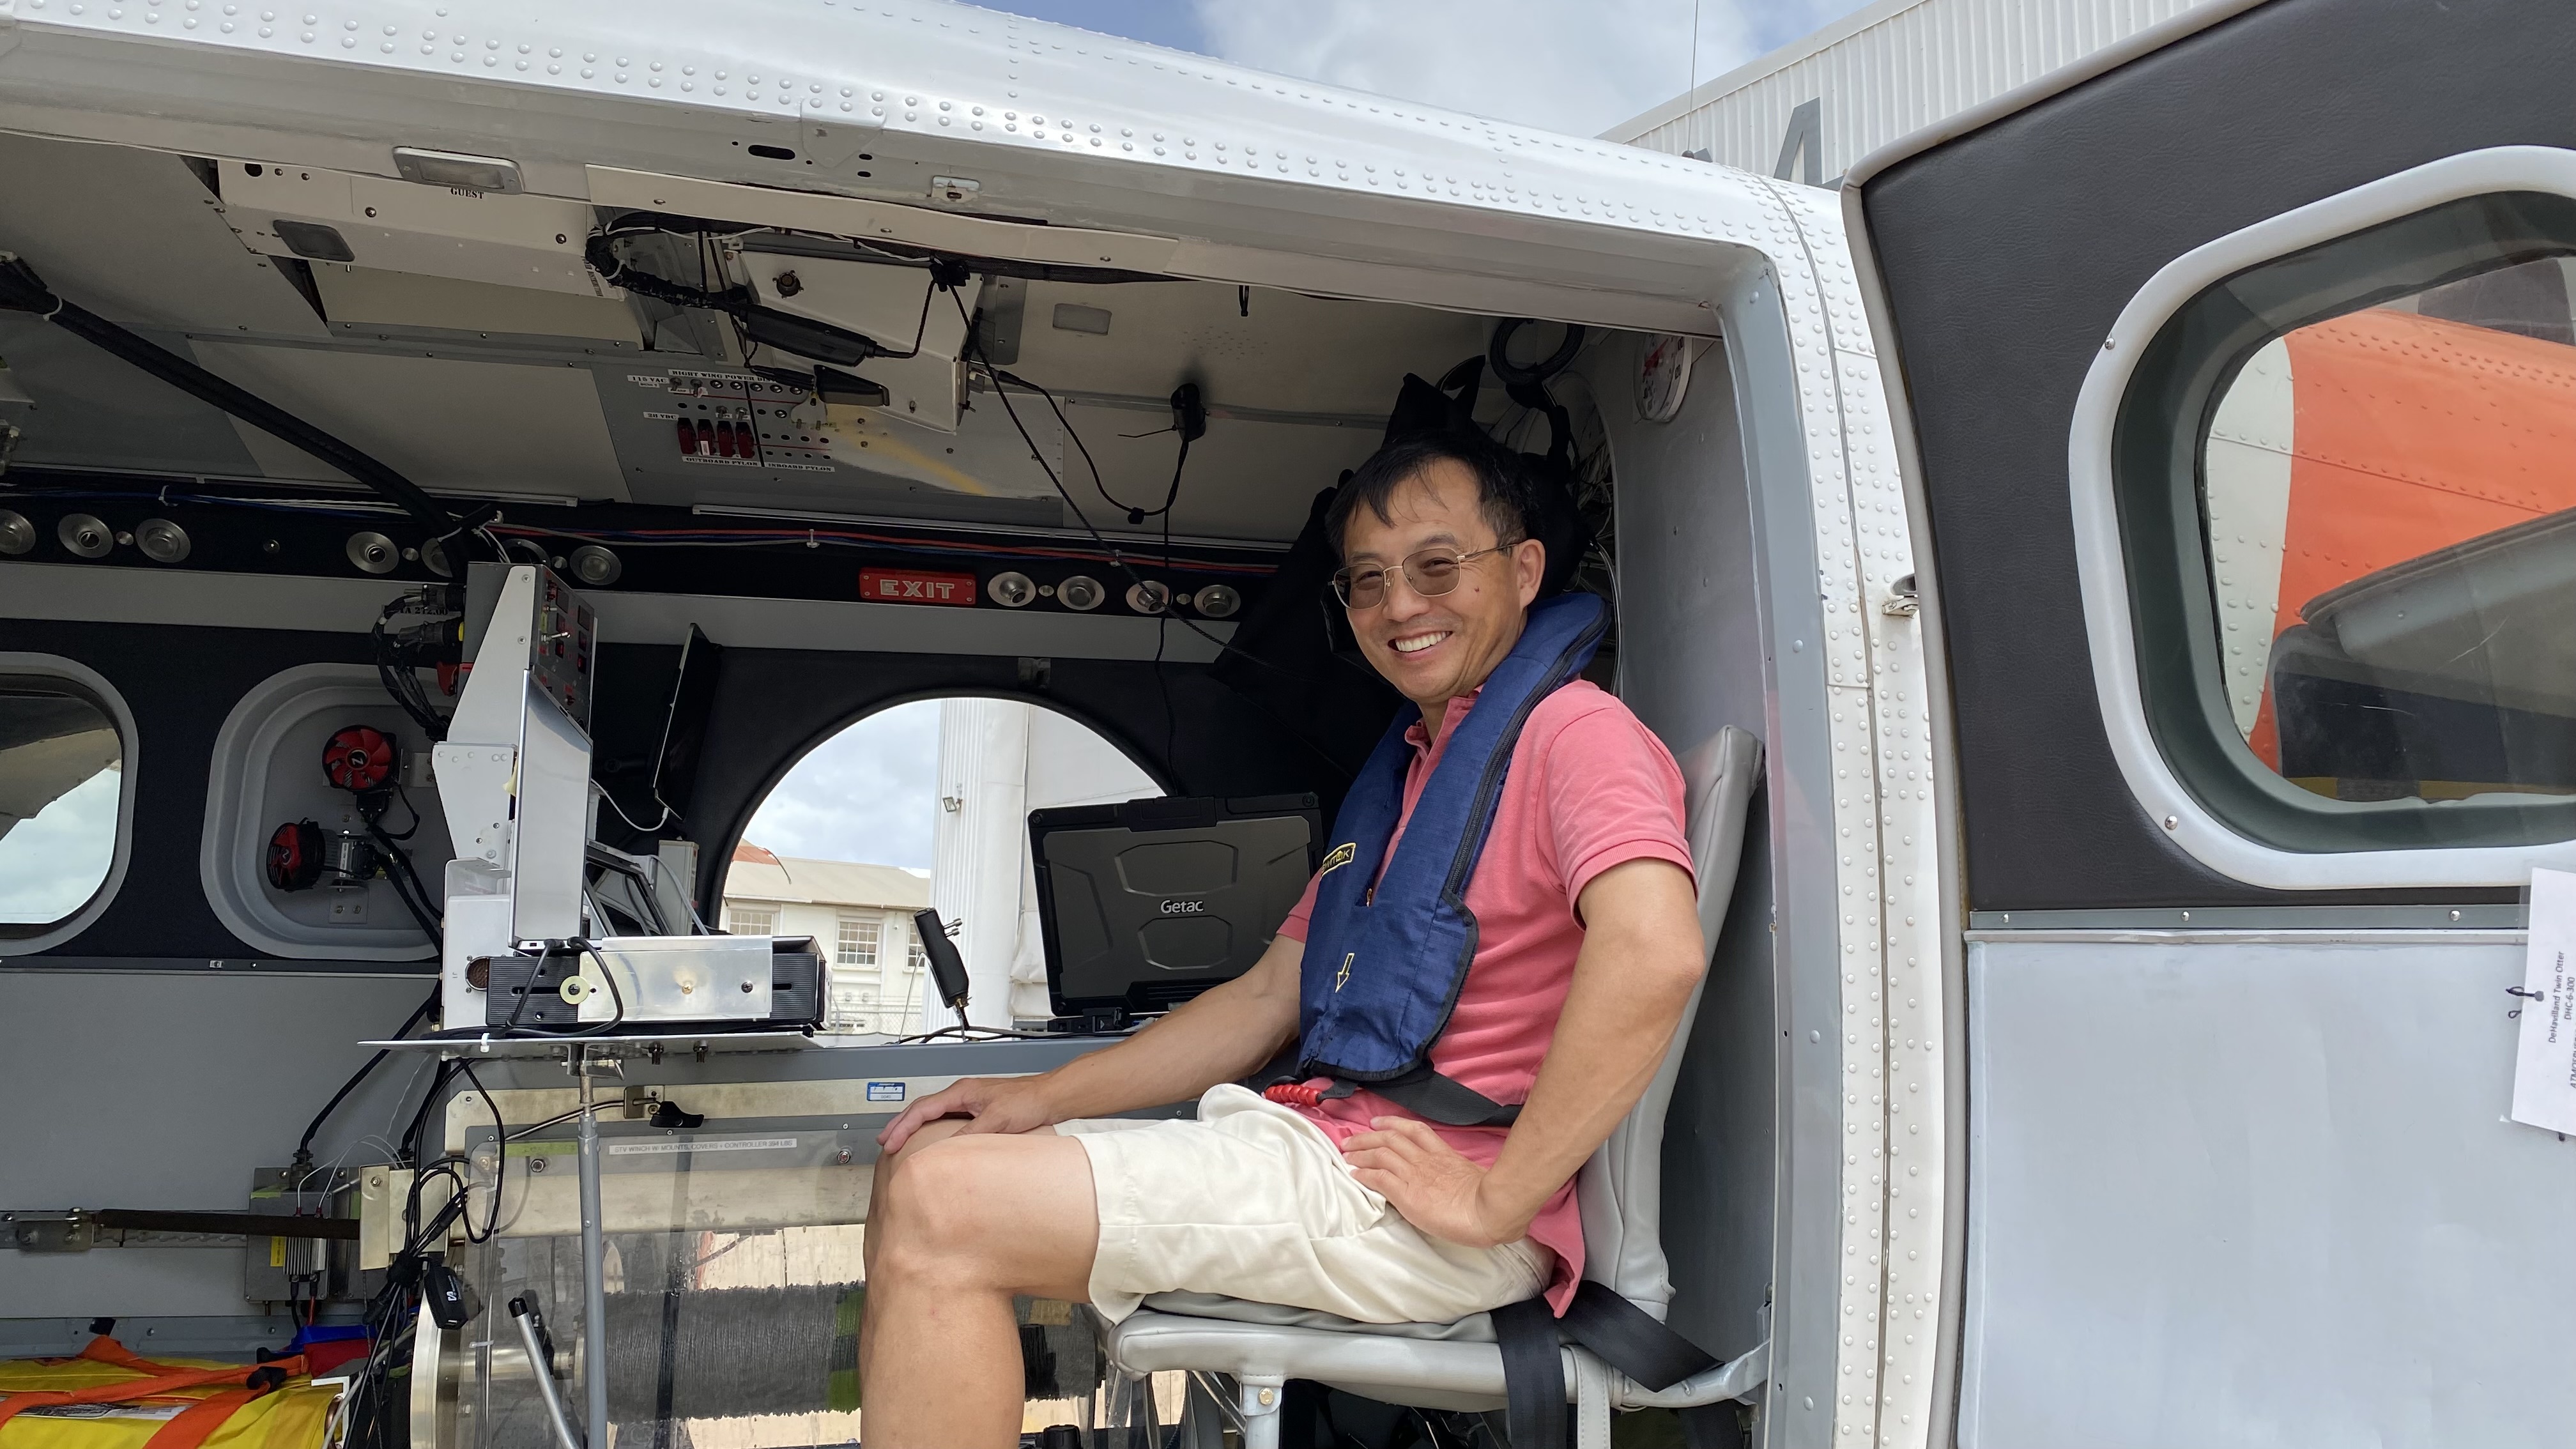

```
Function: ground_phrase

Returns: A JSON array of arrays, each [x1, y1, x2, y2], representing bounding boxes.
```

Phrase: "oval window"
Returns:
[[725, 698, 1155, 1033], [2119, 190, 2576, 850], [0, 676, 126, 937]]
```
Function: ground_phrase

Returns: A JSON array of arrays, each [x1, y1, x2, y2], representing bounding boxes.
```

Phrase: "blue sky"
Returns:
[[961, 0, 1870, 138]]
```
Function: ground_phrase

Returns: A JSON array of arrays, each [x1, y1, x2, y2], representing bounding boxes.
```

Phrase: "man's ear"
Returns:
[[1512, 536, 1547, 606]]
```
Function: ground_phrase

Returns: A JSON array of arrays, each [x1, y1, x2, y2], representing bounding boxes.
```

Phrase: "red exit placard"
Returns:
[[861, 568, 979, 607]]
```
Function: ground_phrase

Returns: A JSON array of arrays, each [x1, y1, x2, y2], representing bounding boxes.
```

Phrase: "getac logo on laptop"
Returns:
[[1159, 898, 1208, 916]]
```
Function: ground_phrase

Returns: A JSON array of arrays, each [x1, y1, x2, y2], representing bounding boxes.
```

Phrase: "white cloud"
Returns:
[[741, 700, 943, 870], [0, 765, 120, 923], [1188, 0, 1846, 139]]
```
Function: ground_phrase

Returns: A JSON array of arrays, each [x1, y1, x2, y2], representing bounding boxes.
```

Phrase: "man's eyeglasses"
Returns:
[[1330, 543, 1515, 610]]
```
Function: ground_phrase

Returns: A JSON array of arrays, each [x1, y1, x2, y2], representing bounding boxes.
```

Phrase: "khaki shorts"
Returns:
[[1057, 1084, 1549, 1324]]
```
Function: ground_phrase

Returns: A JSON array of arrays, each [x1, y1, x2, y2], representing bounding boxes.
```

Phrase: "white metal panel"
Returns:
[[2202, 337, 2294, 736], [1763, 171, 1949, 1449], [1963, 933, 2576, 1448], [1610, 0, 2221, 184]]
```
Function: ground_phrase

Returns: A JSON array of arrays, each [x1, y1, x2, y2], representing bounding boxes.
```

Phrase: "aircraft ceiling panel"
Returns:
[[1034, 398, 1376, 543], [188, 343, 629, 501], [0, 135, 326, 339], [1006, 279, 1491, 420], [0, 316, 268, 477]]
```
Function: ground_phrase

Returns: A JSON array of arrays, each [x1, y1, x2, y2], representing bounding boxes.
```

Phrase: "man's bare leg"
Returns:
[[859, 1117, 969, 1375], [859, 1129, 1100, 1449]]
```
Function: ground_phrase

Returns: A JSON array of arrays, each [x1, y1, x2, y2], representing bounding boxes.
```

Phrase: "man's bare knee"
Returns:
[[880, 1139, 996, 1245]]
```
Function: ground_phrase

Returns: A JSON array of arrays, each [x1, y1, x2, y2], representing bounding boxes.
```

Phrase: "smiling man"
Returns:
[[857, 432, 1708, 1448]]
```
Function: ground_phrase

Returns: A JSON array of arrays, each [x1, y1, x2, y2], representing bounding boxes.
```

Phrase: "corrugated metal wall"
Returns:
[[1611, 0, 2221, 182]]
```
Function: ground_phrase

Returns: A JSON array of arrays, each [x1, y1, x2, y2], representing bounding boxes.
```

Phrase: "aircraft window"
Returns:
[[2124, 189, 2576, 850], [725, 697, 1154, 1033], [0, 677, 125, 939]]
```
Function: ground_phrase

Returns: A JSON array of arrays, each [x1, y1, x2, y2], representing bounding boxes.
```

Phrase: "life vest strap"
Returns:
[[1253, 1060, 1522, 1128]]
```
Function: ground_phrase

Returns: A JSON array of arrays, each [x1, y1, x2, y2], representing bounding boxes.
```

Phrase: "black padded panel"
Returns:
[[1860, 0, 2575, 909]]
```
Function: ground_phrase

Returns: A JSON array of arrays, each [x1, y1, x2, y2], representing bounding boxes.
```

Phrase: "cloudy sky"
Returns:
[[0, 767, 119, 924], [742, 699, 946, 870], [975, 0, 1868, 137], [744, 0, 1868, 870]]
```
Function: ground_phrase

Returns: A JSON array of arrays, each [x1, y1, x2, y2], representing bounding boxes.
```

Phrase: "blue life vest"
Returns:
[[1287, 591, 1607, 1124]]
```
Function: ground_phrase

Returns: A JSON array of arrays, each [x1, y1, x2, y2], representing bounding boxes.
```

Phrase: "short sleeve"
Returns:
[[1276, 871, 1321, 942], [1535, 699, 1694, 917]]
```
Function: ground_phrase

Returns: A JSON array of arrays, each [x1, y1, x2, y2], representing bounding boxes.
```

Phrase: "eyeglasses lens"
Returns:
[[1406, 551, 1462, 595], [1334, 549, 1472, 609]]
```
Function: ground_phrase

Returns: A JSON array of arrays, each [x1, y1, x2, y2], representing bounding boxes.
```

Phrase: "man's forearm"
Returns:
[[1027, 936, 1303, 1121], [1479, 861, 1703, 1233]]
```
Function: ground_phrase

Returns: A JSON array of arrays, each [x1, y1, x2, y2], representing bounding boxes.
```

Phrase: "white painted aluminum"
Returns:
[[1609, 0, 2221, 183], [0, 5, 1952, 1443]]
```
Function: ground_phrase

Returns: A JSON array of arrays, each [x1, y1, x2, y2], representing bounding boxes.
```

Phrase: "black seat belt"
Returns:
[[1492, 1282, 1717, 1448]]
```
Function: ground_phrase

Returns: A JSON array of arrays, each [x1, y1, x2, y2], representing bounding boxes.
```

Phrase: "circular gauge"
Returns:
[[569, 544, 622, 587], [1636, 334, 1692, 424], [346, 530, 400, 575], [57, 512, 112, 559], [1057, 574, 1105, 611], [135, 518, 191, 564], [989, 571, 1037, 608], [1192, 583, 1241, 619]]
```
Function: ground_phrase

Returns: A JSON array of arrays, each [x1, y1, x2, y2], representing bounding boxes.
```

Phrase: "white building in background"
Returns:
[[721, 843, 931, 1034], [930, 700, 1158, 1027], [1608, 0, 2218, 182]]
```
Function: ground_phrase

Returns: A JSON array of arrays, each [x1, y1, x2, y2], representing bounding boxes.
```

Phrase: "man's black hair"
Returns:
[[1324, 431, 1539, 561]]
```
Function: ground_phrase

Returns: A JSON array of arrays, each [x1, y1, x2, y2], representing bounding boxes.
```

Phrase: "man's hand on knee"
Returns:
[[878, 1075, 1059, 1154]]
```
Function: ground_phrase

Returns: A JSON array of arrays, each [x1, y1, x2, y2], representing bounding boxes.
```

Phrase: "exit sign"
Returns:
[[861, 568, 979, 607]]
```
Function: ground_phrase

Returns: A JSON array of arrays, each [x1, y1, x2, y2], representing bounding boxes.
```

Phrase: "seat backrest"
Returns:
[[1572, 724, 1762, 1320]]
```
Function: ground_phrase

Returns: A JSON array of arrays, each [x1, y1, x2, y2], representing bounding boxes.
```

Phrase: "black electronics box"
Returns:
[[1029, 793, 1321, 1022]]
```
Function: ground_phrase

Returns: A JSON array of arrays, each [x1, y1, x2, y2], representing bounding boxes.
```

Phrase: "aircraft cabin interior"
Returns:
[[0, 119, 1784, 1449]]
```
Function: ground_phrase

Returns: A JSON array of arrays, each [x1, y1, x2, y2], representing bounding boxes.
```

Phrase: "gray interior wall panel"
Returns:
[[1586, 330, 1779, 1360], [1961, 936, 2576, 1448], [1662, 809, 1777, 1360], [0, 971, 434, 1317]]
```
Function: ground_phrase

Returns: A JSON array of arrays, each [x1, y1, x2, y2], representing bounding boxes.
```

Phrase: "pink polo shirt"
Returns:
[[1275, 678, 1693, 1314]]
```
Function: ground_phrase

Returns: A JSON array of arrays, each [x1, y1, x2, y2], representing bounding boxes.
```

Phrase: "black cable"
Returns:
[[588, 229, 940, 367], [398, 1061, 461, 1170], [292, 983, 441, 1175], [452, 1060, 507, 1241], [366, 821, 444, 946], [0, 255, 461, 542], [953, 290, 1302, 682], [569, 944, 629, 1036]]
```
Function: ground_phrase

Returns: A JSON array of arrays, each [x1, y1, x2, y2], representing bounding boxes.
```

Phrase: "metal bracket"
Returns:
[[6, 1211, 93, 1253]]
